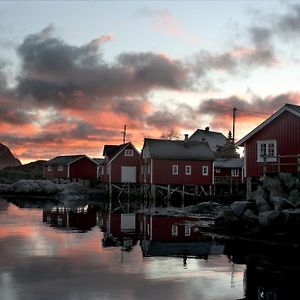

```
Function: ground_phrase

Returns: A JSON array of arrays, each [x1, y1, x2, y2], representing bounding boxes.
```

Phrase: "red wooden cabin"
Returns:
[[214, 158, 244, 184], [236, 103, 300, 178], [102, 142, 140, 183], [44, 155, 98, 181], [140, 138, 214, 185]]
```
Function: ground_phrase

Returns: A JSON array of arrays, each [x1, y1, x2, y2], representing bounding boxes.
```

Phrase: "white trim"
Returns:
[[107, 142, 140, 165], [172, 164, 178, 175], [231, 168, 239, 177], [47, 165, 52, 172], [185, 165, 192, 175], [212, 162, 214, 185], [244, 142, 247, 178], [67, 165, 70, 178], [171, 225, 178, 236], [124, 149, 134, 157], [202, 165, 209, 176], [185, 225, 191, 237], [67, 155, 98, 166], [236, 104, 300, 147], [256, 140, 277, 162]]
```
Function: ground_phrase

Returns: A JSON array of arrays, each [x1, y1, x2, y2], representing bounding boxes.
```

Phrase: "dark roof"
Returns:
[[102, 144, 127, 157], [189, 129, 227, 152], [236, 103, 300, 147], [47, 155, 87, 165], [214, 158, 244, 168], [92, 158, 105, 165], [144, 138, 214, 160]]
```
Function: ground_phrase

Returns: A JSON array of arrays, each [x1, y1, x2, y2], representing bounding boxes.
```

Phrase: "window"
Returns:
[[47, 165, 52, 171], [215, 168, 221, 173], [58, 165, 63, 172], [171, 225, 178, 236], [231, 169, 239, 177], [257, 140, 277, 162], [202, 166, 209, 176], [172, 165, 178, 175], [185, 225, 191, 236], [125, 149, 134, 157], [185, 165, 192, 175]]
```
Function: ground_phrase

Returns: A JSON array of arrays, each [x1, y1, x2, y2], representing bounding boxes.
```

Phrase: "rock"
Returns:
[[258, 210, 281, 227], [263, 175, 287, 198], [255, 186, 272, 213], [241, 209, 259, 224], [287, 189, 300, 207], [271, 196, 295, 211], [230, 201, 250, 217], [215, 208, 240, 227], [278, 173, 296, 192], [281, 209, 300, 227]]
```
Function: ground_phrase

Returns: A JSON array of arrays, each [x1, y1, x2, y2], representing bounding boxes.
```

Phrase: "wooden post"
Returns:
[[263, 157, 267, 177], [230, 177, 233, 196], [297, 154, 300, 183], [151, 184, 156, 207], [127, 183, 130, 213], [181, 185, 185, 208], [167, 184, 171, 207], [277, 155, 281, 173], [246, 177, 252, 200], [109, 182, 112, 201]]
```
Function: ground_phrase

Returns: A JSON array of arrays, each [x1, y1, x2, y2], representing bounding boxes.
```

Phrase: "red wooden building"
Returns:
[[214, 158, 244, 184], [44, 155, 98, 181], [140, 137, 214, 186], [236, 103, 300, 178], [102, 142, 140, 184]]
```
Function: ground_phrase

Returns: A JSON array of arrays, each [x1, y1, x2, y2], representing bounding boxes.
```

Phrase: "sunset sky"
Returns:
[[1, 1, 300, 163]]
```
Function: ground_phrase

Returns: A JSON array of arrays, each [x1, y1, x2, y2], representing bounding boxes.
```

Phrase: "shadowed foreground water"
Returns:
[[0, 199, 246, 300]]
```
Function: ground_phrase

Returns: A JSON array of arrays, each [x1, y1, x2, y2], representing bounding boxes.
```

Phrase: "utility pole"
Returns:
[[121, 125, 127, 144], [232, 107, 237, 144]]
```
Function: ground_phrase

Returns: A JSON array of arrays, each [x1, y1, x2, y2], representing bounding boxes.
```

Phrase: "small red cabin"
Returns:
[[44, 155, 98, 181], [140, 138, 214, 185], [102, 142, 140, 184], [236, 103, 300, 178]]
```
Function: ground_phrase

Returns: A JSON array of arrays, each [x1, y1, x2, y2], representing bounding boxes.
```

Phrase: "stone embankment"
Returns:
[[214, 173, 300, 240]]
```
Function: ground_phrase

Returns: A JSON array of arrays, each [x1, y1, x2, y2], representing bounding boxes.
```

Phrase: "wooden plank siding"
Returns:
[[245, 111, 300, 177]]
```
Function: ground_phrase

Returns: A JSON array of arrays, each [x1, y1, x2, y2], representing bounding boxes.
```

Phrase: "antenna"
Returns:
[[121, 125, 127, 144], [232, 108, 237, 144]]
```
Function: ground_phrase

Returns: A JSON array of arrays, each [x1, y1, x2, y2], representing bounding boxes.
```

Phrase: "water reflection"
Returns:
[[3, 197, 299, 299]]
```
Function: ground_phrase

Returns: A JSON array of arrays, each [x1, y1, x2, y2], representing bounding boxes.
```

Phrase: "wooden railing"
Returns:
[[214, 176, 242, 184], [262, 154, 300, 176]]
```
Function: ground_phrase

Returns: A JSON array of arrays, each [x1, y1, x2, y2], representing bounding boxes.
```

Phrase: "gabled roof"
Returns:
[[102, 144, 124, 157], [189, 129, 227, 152], [143, 138, 214, 161], [92, 158, 105, 165], [47, 155, 97, 166], [214, 158, 244, 168], [236, 103, 300, 147], [103, 142, 140, 165]]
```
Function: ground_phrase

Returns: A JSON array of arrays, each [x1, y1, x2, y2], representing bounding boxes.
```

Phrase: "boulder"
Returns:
[[282, 209, 300, 227], [255, 186, 272, 213], [215, 208, 240, 227], [271, 196, 295, 211], [230, 201, 249, 217], [263, 175, 287, 198], [278, 173, 296, 192], [258, 210, 281, 227], [241, 209, 259, 224], [287, 189, 300, 207]]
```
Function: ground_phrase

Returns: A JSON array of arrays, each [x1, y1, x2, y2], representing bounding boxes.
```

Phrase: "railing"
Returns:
[[214, 176, 242, 184], [262, 154, 300, 176]]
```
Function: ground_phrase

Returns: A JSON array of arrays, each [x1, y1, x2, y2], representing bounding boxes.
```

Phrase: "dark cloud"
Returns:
[[277, 4, 300, 37]]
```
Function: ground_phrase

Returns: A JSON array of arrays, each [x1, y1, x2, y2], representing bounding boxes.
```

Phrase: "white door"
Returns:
[[121, 166, 136, 183], [121, 214, 136, 232]]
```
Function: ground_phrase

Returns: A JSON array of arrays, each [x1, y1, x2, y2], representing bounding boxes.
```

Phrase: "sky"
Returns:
[[1, 1, 300, 163]]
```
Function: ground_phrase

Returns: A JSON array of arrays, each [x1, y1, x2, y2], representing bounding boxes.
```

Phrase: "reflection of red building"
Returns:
[[43, 206, 97, 231], [137, 213, 200, 242], [100, 212, 138, 247], [137, 212, 223, 257]]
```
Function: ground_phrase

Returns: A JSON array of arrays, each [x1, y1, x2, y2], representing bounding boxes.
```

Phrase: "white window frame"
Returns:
[[147, 165, 151, 175], [171, 225, 178, 236], [185, 225, 191, 237], [185, 165, 192, 175], [202, 166, 209, 176], [172, 164, 178, 175], [215, 168, 221, 173], [47, 165, 52, 171], [125, 149, 134, 157], [58, 165, 63, 172], [257, 140, 277, 162], [231, 168, 239, 177]]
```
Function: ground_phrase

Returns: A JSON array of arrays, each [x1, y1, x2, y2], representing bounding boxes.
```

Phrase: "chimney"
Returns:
[[184, 134, 189, 142], [205, 126, 209, 131]]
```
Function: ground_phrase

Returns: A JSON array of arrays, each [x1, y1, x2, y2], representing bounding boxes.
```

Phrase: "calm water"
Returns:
[[2, 197, 295, 300]]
